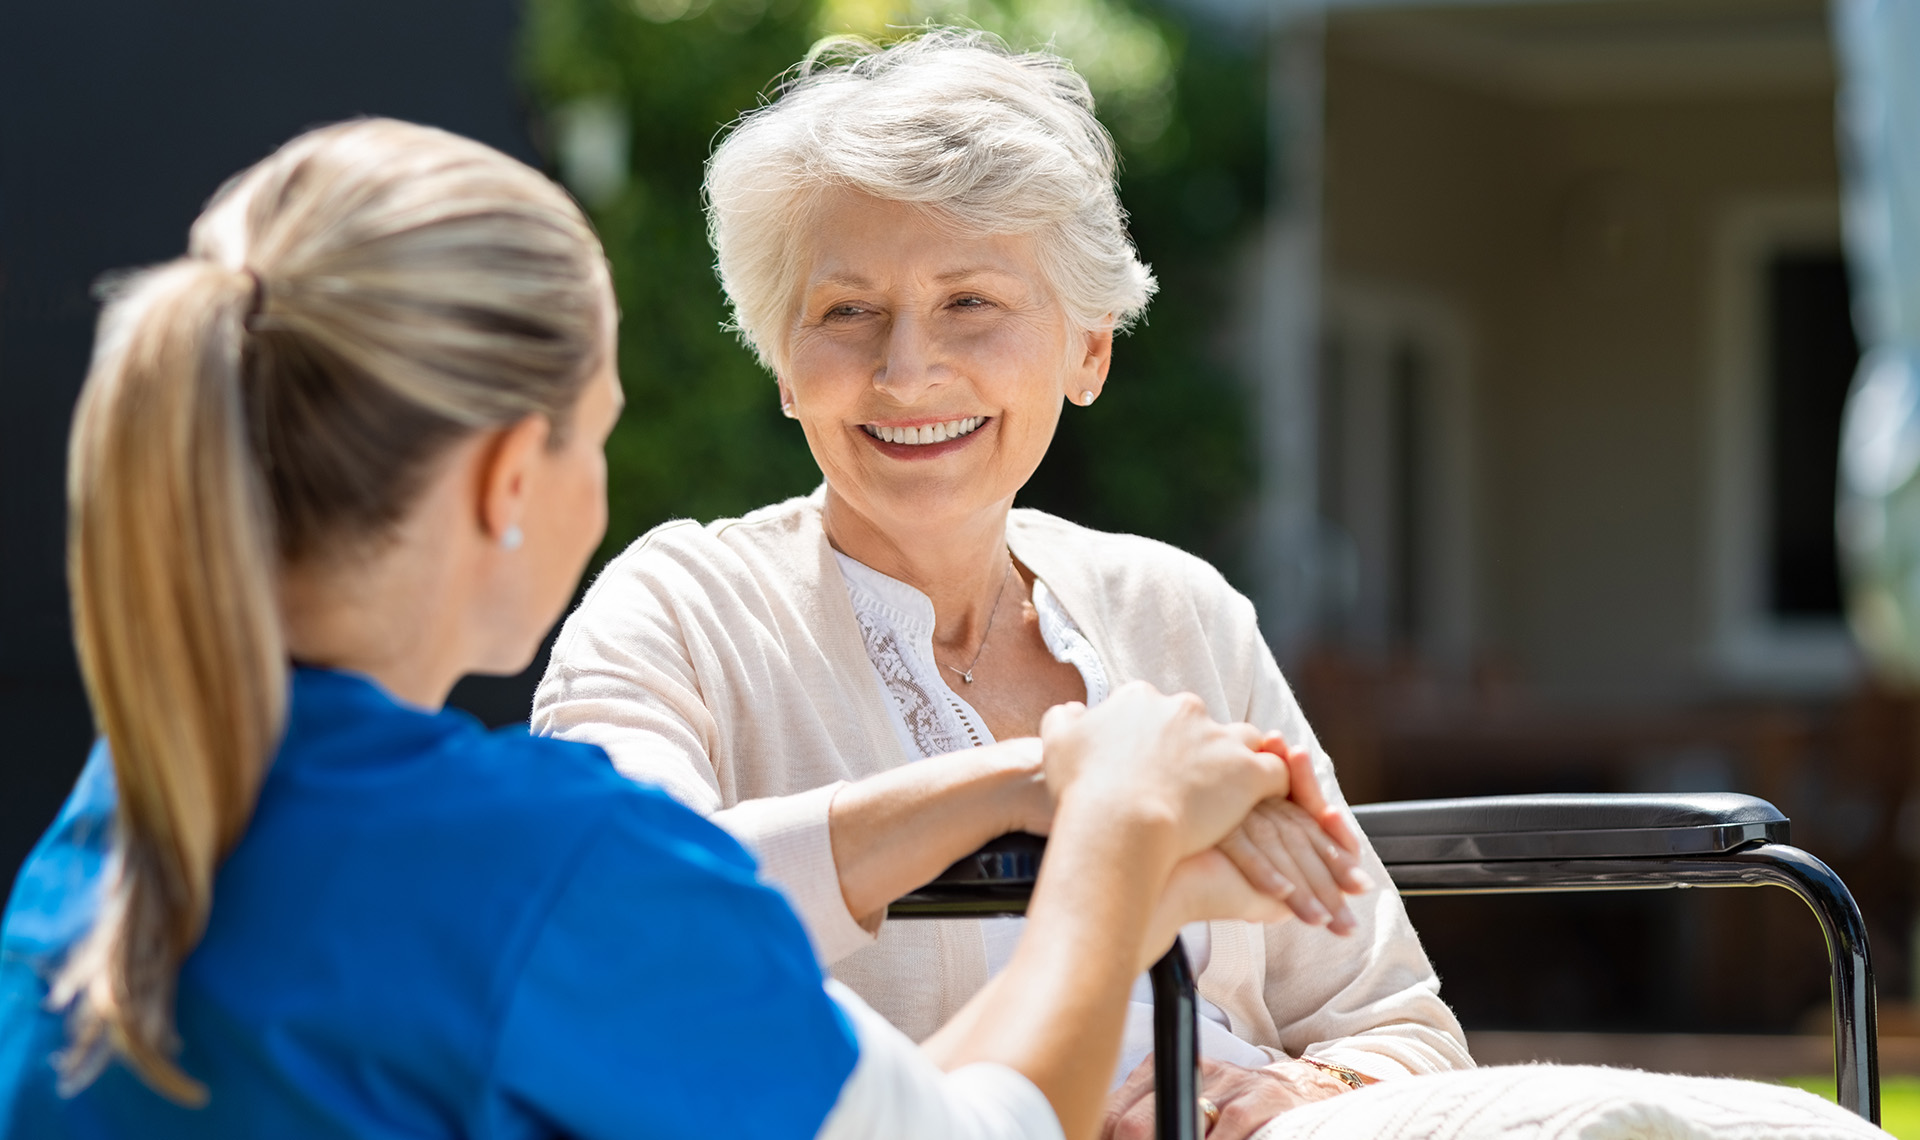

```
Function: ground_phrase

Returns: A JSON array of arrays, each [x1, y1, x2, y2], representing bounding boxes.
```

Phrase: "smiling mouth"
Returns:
[[861, 416, 987, 446]]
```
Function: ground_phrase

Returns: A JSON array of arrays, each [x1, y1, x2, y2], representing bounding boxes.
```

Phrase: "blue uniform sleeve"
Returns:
[[491, 788, 860, 1139], [2, 743, 115, 972]]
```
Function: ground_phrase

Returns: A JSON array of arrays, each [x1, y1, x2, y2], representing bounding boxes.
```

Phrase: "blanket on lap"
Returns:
[[1252, 1065, 1888, 1140]]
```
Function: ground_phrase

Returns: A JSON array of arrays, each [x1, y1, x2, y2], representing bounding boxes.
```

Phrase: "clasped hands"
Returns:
[[1031, 682, 1377, 1139], [1024, 681, 1373, 966]]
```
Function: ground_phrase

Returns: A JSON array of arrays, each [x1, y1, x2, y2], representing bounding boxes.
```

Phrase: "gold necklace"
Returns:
[[943, 557, 1013, 685]]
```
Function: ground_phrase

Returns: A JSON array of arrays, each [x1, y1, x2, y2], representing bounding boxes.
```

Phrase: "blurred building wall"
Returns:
[[1317, 5, 1845, 706], [1290, 1, 1900, 1033]]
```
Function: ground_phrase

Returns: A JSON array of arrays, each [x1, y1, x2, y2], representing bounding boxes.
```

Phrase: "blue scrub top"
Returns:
[[0, 667, 858, 1138]]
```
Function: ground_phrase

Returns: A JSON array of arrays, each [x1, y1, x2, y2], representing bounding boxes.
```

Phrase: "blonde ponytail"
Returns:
[[49, 118, 608, 1104], [55, 260, 286, 1104]]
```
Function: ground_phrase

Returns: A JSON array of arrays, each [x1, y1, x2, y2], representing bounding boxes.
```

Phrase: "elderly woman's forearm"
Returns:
[[828, 739, 1047, 925]]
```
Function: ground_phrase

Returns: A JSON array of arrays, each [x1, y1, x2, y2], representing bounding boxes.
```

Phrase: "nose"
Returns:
[[873, 312, 944, 403]]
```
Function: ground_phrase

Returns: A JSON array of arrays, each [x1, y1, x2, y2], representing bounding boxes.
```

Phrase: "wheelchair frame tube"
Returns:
[[1380, 842, 1879, 1124], [1149, 936, 1200, 1140]]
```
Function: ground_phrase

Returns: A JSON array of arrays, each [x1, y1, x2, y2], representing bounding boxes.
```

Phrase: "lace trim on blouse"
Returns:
[[833, 552, 1105, 761]]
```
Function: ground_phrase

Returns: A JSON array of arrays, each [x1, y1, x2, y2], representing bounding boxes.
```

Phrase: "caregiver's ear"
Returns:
[[476, 413, 552, 545]]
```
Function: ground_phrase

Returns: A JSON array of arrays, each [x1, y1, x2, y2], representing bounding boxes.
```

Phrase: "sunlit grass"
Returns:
[[1780, 1076, 1920, 1136]]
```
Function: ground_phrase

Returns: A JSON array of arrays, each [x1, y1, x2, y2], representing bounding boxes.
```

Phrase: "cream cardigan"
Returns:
[[532, 491, 1472, 1081]]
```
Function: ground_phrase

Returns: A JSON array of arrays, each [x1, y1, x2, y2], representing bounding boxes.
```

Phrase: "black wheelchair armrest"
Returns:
[[1350, 792, 1789, 864], [889, 831, 1047, 916], [880, 794, 1874, 1129]]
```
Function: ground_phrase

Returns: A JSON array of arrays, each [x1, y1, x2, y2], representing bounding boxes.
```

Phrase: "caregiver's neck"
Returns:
[[822, 486, 1019, 642]]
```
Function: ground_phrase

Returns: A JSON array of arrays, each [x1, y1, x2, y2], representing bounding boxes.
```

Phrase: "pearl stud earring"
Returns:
[[501, 524, 524, 551], [780, 401, 797, 419], [1080, 389, 1096, 405]]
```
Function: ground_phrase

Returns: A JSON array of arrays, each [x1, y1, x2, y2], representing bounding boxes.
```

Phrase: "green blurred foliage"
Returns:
[[1781, 1076, 1920, 1137], [521, 0, 1263, 576]]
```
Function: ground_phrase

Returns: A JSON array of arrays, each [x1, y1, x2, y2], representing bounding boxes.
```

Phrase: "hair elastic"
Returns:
[[240, 267, 268, 328]]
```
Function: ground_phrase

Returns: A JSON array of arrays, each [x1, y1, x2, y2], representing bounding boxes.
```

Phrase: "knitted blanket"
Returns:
[[1251, 1065, 1889, 1140]]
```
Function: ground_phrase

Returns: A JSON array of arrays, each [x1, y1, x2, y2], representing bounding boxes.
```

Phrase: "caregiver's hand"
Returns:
[[1103, 1056, 1357, 1140], [1138, 849, 1288, 972], [1218, 741, 1372, 935], [1039, 683, 1289, 858]]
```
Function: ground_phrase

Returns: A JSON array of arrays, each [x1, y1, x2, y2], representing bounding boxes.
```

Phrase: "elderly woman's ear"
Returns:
[[1072, 321, 1116, 406]]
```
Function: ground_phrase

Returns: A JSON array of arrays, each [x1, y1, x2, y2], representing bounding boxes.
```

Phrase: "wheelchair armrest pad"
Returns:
[[926, 831, 1048, 885], [1351, 793, 1789, 863], [888, 833, 1047, 917]]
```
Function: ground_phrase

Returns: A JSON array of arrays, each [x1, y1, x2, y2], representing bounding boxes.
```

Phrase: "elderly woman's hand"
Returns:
[[1218, 739, 1373, 935], [1038, 682, 1290, 860], [1038, 690, 1372, 934], [1102, 1056, 1358, 1140]]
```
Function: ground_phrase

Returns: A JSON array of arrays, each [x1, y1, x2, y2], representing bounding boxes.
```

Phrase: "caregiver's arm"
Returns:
[[917, 687, 1293, 1140]]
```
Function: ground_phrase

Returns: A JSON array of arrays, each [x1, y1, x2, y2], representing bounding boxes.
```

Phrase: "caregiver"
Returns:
[[2, 117, 1305, 1140]]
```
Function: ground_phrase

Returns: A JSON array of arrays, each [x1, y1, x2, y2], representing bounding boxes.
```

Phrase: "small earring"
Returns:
[[1080, 389, 1096, 406], [500, 523, 524, 551], [780, 401, 797, 419]]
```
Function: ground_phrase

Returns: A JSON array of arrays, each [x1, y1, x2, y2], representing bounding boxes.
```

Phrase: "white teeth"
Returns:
[[864, 417, 985, 446]]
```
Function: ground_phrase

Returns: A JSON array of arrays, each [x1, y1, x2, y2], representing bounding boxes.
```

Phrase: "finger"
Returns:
[[1270, 803, 1358, 935], [1040, 701, 1088, 737], [1232, 720, 1270, 751], [1214, 1093, 1287, 1140], [1255, 732, 1295, 794], [1243, 810, 1330, 926], [1277, 743, 1363, 856], [1103, 1054, 1157, 1138], [1117, 1052, 1158, 1100], [1168, 849, 1288, 928], [1261, 795, 1371, 895], [1111, 1085, 1157, 1140], [1218, 827, 1295, 899]]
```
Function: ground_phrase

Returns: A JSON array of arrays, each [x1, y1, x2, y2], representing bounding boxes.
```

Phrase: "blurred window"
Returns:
[[1317, 290, 1472, 664], [1388, 340, 1429, 644], [1765, 253, 1858, 620], [1706, 199, 1857, 690]]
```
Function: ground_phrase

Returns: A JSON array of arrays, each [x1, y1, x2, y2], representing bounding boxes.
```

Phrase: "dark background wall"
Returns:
[[0, 0, 544, 880]]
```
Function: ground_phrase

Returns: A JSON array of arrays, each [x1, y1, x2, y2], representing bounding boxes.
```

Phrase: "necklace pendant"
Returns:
[[960, 671, 975, 684]]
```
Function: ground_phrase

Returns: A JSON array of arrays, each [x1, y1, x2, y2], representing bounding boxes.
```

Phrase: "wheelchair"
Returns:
[[889, 792, 1879, 1138]]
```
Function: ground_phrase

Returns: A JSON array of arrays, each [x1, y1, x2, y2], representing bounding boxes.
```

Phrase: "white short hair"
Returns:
[[705, 29, 1158, 370]]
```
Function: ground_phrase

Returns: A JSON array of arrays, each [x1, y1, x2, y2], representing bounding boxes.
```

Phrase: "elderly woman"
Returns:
[[532, 31, 1470, 1134]]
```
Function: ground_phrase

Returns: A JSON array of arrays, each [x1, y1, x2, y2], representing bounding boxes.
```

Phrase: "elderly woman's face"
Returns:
[[781, 191, 1111, 539]]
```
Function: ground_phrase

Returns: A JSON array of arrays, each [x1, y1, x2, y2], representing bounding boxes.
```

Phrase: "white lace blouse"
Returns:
[[833, 552, 1274, 1082]]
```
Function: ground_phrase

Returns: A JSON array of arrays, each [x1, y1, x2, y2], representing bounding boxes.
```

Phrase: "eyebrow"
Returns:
[[808, 272, 873, 292], [805, 265, 1021, 292]]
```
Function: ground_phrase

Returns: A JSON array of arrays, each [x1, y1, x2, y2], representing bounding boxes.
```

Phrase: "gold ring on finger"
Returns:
[[1199, 1096, 1221, 1134]]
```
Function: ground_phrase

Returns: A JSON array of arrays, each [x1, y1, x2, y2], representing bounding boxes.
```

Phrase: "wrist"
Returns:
[[1287, 1056, 1370, 1092], [985, 737, 1048, 834], [1049, 790, 1180, 877]]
